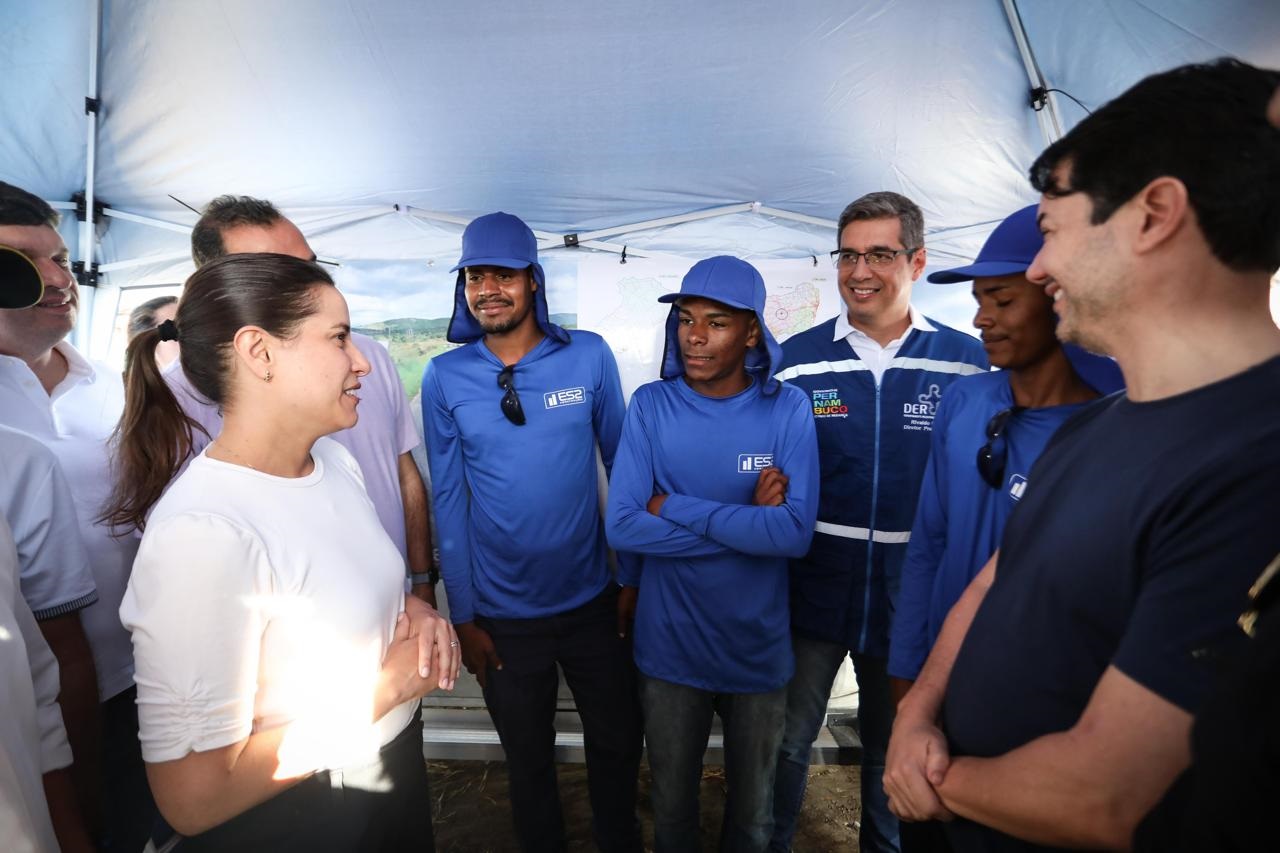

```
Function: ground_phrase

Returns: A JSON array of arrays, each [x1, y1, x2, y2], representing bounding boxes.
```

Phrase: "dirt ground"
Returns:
[[429, 760, 860, 852]]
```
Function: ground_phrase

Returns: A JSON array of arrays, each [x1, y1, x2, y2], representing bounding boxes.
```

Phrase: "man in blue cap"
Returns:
[[884, 205, 1121, 851], [606, 256, 820, 852], [421, 212, 642, 852], [888, 203, 1122, 700]]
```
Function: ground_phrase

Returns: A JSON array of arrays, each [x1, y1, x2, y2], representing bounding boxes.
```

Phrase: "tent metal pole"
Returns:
[[402, 207, 472, 228], [407, 202, 757, 248], [404, 206, 682, 260], [76, 0, 103, 349], [559, 203, 757, 245], [102, 208, 192, 234], [98, 251, 196, 273], [294, 206, 395, 235], [1000, 0, 1064, 144], [753, 206, 837, 230]]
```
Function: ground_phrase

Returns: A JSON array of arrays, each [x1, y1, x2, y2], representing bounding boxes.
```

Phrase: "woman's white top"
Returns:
[[119, 438, 414, 771]]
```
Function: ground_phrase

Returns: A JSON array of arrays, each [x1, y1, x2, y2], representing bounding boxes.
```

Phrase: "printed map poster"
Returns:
[[577, 255, 840, 400]]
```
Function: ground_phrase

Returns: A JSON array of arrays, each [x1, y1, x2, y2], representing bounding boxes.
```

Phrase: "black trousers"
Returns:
[[900, 820, 953, 853], [100, 685, 161, 853], [177, 709, 434, 853], [476, 586, 644, 853]]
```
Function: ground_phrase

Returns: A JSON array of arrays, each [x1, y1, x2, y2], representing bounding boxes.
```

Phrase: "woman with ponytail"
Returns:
[[105, 253, 457, 851]]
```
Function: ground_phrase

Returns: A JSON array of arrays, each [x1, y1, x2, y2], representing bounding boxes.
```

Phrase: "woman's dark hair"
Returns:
[[127, 295, 178, 341], [103, 253, 334, 532]]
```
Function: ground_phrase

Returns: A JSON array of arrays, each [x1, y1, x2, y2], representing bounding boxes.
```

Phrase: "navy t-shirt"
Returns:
[[942, 355, 1280, 853]]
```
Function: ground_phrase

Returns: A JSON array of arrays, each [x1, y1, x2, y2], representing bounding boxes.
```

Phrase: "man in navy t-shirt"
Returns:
[[884, 59, 1280, 852]]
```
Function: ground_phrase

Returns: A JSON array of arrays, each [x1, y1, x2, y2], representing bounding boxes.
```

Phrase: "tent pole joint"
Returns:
[[71, 191, 105, 224], [84, 96, 100, 115], [71, 261, 100, 288]]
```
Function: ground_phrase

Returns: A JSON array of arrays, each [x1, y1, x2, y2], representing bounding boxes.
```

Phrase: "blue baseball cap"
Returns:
[[450, 211, 542, 276], [658, 255, 764, 311], [445, 212, 567, 344], [656, 256, 783, 392], [928, 204, 1042, 283]]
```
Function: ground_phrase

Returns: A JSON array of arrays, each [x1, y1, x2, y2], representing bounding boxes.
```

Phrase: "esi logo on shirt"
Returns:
[[1008, 474, 1028, 501], [737, 453, 774, 473], [543, 387, 586, 409]]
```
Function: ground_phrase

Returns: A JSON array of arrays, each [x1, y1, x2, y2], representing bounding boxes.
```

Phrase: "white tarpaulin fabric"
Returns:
[[2, 0, 1279, 362]]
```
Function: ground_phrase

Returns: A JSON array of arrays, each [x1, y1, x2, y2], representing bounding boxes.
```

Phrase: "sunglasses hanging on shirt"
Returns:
[[497, 364, 526, 426], [976, 405, 1026, 489]]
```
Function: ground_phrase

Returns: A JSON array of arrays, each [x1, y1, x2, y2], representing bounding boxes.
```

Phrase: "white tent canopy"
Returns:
[[4, 0, 1280, 362]]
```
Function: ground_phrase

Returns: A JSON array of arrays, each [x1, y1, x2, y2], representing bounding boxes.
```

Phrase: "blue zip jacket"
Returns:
[[775, 318, 987, 656], [606, 375, 819, 693], [422, 330, 630, 623]]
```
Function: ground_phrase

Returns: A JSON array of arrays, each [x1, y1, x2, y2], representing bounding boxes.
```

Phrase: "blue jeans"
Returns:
[[640, 675, 787, 853], [477, 587, 643, 853], [770, 636, 898, 853]]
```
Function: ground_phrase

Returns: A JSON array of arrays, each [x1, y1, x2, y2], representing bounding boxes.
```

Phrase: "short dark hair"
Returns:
[[1030, 58, 1280, 273], [191, 195, 282, 268], [127, 295, 178, 341], [836, 191, 925, 252], [0, 181, 59, 229]]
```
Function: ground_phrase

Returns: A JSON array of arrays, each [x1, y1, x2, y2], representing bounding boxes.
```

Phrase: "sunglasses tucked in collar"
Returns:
[[497, 364, 526, 426], [976, 406, 1026, 489]]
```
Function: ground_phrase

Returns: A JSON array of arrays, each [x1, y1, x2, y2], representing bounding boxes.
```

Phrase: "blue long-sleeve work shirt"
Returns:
[[422, 331, 634, 623], [606, 376, 819, 693]]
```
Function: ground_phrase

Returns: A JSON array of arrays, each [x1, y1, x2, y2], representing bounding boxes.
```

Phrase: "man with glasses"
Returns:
[[771, 191, 987, 853], [421, 211, 642, 853], [884, 59, 1280, 851], [883, 206, 1120, 850]]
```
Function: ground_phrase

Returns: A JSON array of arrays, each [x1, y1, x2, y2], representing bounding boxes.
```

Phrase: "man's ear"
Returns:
[[1130, 176, 1190, 256], [231, 326, 274, 382], [746, 316, 761, 349], [909, 246, 928, 281]]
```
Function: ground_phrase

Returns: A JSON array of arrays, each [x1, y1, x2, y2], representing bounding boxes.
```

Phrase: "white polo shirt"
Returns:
[[833, 304, 937, 385], [0, 340, 138, 700], [0, 514, 72, 853], [0, 426, 98, 621]]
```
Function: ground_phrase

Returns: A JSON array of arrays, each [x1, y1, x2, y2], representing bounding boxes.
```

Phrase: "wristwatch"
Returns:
[[409, 567, 440, 586]]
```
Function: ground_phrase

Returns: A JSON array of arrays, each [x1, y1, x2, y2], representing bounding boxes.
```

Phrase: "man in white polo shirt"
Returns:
[[0, 180, 154, 851], [0, 511, 95, 853]]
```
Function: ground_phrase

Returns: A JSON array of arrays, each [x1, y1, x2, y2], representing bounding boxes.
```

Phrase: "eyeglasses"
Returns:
[[496, 365, 526, 426], [829, 248, 917, 269], [976, 406, 1025, 489]]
